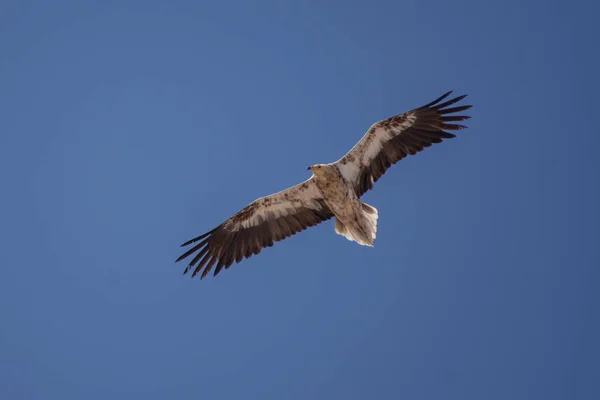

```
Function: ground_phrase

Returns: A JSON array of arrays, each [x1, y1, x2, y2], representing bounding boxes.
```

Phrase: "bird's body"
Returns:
[[311, 163, 378, 246], [176, 91, 472, 279]]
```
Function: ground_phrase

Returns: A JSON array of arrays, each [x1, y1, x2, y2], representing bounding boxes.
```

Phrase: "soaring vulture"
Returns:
[[176, 91, 472, 279]]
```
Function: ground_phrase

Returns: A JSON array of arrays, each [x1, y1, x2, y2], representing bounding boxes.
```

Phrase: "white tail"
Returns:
[[334, 202, 378, 246]]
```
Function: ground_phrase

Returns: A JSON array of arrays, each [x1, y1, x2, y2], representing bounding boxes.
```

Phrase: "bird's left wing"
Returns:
[[334, 91, 472, 197], [176, 177, 333, 279]]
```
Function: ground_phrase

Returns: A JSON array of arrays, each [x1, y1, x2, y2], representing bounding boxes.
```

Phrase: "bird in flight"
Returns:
[[176, 91, 472, 279]]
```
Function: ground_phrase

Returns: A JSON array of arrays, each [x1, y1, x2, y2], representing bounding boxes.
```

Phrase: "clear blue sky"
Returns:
[[1, 1, 598, 399]]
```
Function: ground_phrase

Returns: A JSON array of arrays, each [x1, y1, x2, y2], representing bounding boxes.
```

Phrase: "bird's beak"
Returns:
[[307, 166, 311, 171]]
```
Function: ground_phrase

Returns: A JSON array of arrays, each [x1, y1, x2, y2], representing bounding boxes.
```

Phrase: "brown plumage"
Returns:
[[175, 179, 333, 279], [176, 91, 472, 279]]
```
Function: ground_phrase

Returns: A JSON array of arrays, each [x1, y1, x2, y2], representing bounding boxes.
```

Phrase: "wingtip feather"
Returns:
[[422, 90, 453, 108], [179, 228, 217, 247]]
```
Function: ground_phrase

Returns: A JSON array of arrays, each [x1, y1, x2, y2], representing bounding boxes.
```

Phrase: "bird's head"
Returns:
[[307, 164, 327, 177]]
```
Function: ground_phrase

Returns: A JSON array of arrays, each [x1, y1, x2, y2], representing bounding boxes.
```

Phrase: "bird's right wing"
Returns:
[[176, 177, 333, 279]]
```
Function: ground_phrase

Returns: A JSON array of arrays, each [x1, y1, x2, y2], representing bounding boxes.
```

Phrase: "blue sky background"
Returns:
[[1, 0, 598, 399]]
